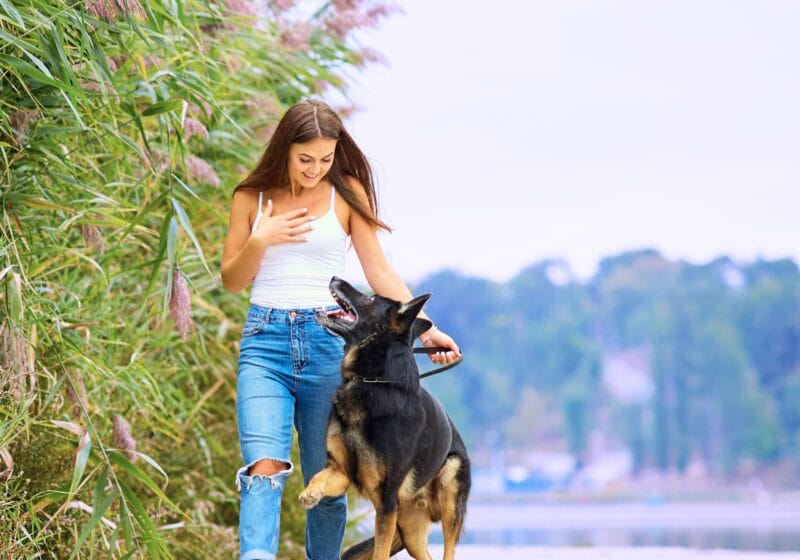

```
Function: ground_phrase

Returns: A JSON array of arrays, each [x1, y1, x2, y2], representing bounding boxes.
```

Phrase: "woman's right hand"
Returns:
[[252, 199, 316, 246]]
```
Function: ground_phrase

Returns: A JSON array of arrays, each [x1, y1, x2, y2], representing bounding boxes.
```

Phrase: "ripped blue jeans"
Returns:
[[236, 304, 347, 560]]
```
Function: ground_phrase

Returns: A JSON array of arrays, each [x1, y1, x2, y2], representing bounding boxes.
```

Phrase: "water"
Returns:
[[438, 526, 800, 551], [427, 501, 800, 552]]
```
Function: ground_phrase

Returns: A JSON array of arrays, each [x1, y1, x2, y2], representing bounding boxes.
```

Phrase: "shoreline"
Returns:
[[397, 546, 800, 559]]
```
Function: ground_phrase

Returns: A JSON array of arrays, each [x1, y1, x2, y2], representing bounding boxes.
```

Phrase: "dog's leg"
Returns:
[[299, 465, 350, 510], [300, 427, 351, 509], [372, 506, 399, 560], [397, 502, 433, 560], [440, 506, 459, 560], [437, 456, 468, 560]]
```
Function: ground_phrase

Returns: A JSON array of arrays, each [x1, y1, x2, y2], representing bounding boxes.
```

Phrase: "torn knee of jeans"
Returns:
[[235, 458, 293, 492], [247, 458, 291, 476]]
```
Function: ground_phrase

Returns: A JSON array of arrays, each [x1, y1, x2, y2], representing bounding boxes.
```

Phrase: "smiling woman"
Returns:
[[219, 98, 462, 560]]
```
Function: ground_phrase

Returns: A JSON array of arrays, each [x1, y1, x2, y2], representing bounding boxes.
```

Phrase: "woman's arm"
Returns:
[[221, 191, 266, 293], [348, 180, 461, 364]]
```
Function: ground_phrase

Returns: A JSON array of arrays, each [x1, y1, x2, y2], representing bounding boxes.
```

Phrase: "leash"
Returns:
[[414, 346, 463, 379], [350, 346, 463, 384]]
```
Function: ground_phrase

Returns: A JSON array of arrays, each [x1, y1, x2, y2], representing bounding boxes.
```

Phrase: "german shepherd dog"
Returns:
[[299, 277, 471, 560]]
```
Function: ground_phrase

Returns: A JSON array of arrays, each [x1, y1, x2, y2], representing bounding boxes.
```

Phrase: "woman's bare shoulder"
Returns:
[[230, 188, 261, 221], [232, 188, 261, 203]]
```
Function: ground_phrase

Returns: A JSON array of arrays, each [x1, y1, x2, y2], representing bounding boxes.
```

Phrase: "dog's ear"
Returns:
[[411, 317, 433, 341], [398, 293, 431, 322]]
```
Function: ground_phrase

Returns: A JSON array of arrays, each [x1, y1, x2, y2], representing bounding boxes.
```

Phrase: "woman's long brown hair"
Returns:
[[233, 99, 390, 231]]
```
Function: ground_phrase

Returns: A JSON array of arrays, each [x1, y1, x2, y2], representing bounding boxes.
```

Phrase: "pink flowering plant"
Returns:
[[0, 0, 397, 557]]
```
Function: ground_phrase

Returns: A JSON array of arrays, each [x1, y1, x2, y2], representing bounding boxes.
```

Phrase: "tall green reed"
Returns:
[[0, 0, 395, 557]]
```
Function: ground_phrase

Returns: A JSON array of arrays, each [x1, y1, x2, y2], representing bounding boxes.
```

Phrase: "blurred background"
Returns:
[[1, 0, 798, 558], [341, 1, 800, 555]]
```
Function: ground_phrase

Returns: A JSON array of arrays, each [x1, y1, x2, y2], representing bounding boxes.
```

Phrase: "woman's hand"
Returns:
[[421, 327, 461, 365], [252, 199, 316, 246]]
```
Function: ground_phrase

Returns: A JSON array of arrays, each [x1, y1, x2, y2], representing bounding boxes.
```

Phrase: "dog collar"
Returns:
[[348, 375, 399, 384]]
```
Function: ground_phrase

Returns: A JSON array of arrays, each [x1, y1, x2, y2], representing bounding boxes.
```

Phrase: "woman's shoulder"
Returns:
[[232, 187, 262, 201], [230, 188, 263, 224]]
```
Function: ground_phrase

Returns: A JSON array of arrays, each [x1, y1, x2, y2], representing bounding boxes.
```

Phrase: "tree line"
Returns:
[[416, 250, 800, 477]]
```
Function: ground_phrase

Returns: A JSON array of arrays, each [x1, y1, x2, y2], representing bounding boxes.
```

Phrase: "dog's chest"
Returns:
[[332, 388, 367, 426]]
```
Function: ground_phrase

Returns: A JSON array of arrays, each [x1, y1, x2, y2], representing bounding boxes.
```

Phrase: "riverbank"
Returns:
[[397, 546, 800, 559]]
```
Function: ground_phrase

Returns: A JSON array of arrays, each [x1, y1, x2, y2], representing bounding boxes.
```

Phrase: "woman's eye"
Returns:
[[322, 159, 332, 164], [300, 159, 311, 164]]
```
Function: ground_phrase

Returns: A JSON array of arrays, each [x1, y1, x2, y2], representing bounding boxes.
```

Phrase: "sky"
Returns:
[[336, 0, 800, 284]]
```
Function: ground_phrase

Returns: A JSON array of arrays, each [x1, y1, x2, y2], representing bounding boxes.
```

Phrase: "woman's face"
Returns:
[[287, 136, 337, 191]]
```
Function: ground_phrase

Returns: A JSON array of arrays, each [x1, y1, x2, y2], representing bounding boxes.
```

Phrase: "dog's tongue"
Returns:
[[327, 308, 356, 322]]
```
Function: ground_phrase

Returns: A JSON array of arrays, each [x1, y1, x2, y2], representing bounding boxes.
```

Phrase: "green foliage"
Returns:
[[0, 0, 392, 557]]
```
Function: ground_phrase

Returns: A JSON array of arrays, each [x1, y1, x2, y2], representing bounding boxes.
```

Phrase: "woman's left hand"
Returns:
[[421, 328, 461, 365]]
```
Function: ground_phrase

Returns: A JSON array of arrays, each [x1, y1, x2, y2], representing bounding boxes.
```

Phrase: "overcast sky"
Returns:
[[338, 0, 800, 284]]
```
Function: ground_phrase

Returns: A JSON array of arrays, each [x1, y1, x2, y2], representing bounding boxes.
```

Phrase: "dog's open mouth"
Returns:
[[324, 290, 357, 323]]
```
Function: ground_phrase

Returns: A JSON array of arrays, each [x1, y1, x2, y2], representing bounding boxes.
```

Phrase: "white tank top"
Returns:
[[249, 186, 348, 309]]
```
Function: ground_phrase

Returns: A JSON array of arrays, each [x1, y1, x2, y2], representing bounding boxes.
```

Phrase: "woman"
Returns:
[[220, 99, 461, 560]]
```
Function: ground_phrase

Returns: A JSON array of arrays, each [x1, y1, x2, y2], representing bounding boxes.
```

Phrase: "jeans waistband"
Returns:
[[247, 303, 339, 324]]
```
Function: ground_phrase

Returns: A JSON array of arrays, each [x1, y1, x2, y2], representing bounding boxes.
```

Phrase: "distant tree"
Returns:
[[739, 259, 800, 392], [777, 370, 800, 457], [593, 249, 678, 349]]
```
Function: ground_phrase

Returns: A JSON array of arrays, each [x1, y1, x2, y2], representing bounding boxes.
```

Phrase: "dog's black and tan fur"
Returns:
[[299, 277, 470, 560]]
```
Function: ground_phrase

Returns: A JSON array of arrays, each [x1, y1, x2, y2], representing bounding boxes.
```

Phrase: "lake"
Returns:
[[426, 500, 800, 552]]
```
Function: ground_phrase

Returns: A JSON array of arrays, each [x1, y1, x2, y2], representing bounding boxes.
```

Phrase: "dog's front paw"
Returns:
[[299, 488, 323, 510]]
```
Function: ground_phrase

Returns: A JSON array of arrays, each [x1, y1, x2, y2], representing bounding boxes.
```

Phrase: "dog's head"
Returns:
[[316, 276, 432, 348]]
